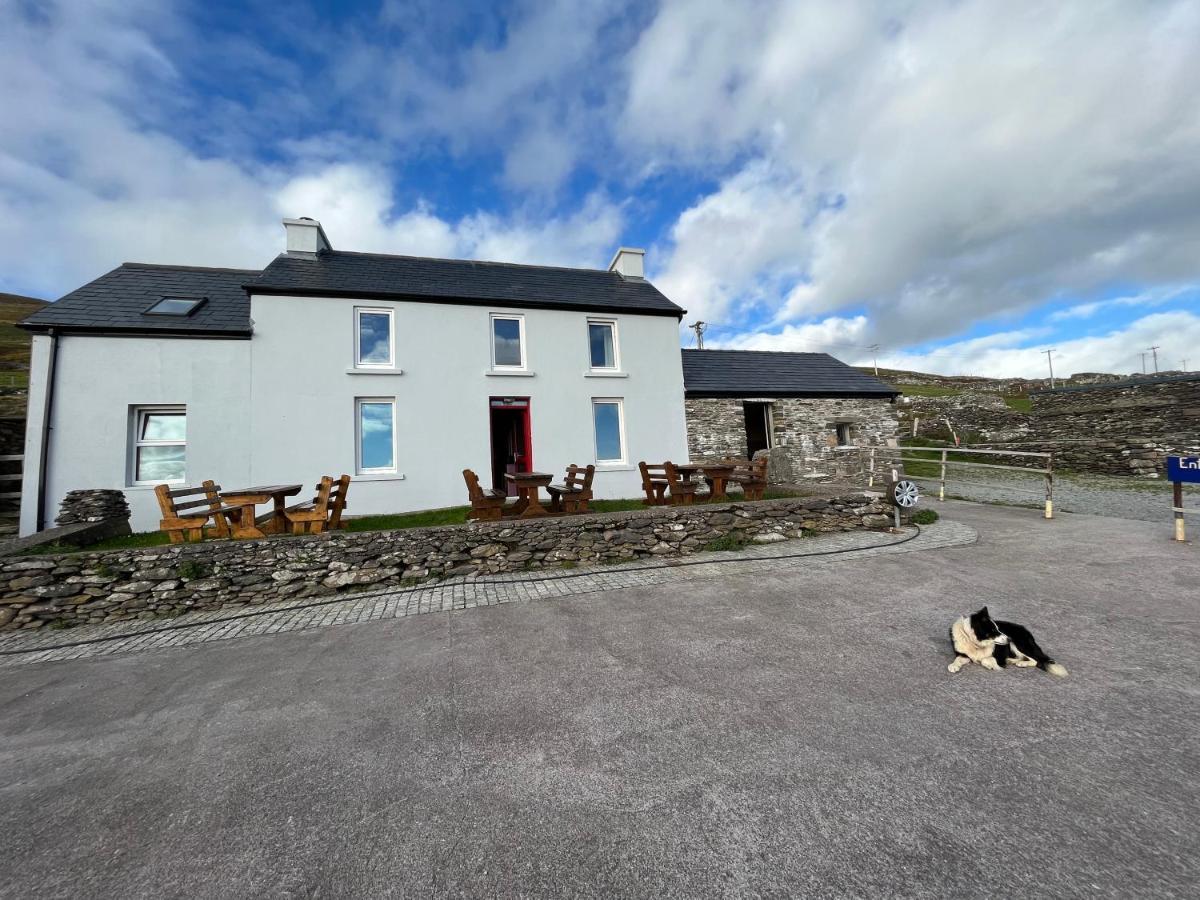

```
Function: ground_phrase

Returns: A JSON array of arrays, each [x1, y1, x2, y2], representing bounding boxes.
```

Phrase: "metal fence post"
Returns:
[[938, 449, 947, 501]]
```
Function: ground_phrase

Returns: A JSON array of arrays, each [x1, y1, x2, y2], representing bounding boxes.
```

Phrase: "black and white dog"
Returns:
[[948, 606, 1068, 677]]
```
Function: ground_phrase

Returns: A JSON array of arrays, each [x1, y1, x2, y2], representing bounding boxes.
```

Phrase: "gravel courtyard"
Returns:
[[1, 502, 1196, 898]]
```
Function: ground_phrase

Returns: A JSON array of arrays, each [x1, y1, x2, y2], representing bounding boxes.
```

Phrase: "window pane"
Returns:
[[358, 312, 391, 365], [493, 318, 523, 367], [141, 412, 186, 441], [593, 402, 623, 462], [146, 297, 203, 316], [359, 402, 395, 470], [589, 323, 615, 368], [136, 445, 185, 482]]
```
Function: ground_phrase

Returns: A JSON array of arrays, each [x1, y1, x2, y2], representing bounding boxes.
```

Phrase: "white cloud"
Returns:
[[876, 311, 1200, 378], [1047, 286, 1195, 322], [632, 1, 1200, 349], [710, 316, 870, 354]]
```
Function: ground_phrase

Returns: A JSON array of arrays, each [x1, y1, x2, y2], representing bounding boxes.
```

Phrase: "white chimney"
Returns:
[[608, 246, 645, 280], [283, 217, 333, 254]]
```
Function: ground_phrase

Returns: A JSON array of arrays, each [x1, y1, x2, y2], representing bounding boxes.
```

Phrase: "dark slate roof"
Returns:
[[20, 263, 256, 336], [248, 250, 685, 317], [682, 349, 900, 397]]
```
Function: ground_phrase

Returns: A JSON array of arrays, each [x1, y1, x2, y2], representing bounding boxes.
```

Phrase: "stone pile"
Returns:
[[0, 494, 895, 631], [55, 489, 131, 526]]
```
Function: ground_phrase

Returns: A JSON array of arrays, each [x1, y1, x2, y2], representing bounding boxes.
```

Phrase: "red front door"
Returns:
[[489, 397, 532, 495]]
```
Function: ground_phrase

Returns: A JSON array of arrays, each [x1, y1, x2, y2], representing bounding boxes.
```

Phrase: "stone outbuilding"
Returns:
[[682, 349, 901, 478]]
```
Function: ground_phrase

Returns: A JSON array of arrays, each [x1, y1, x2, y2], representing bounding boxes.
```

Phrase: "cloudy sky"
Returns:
[[2, 0, 1198, 377]]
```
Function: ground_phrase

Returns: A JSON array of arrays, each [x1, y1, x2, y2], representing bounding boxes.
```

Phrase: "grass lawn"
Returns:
[[1003, 394, 1033, 412]]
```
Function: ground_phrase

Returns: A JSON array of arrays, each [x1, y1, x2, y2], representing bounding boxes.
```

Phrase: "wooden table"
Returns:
[[684, 462, 737, 503], [219, 484, 303, 538], [505, 472, 554, 518]]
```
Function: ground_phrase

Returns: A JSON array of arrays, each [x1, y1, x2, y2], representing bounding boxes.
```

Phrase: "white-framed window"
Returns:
[[356, 398, 397, 474], [131, 406, 187, 485], [355, 307, 394, 368], [591, 398, 626, 465], [587, 319, 620, 371], [491, 314, 526, 370]]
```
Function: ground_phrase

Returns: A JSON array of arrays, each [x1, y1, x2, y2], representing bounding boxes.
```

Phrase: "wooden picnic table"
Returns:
[[680, 461, 738, 503], [505, 471, 554, 518], [219, 484, 303, 538]]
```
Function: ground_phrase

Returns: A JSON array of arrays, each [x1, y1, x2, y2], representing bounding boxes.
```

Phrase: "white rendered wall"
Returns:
[[245, 295, 689, 518], [22, 300, 689, 533], [21, 335, 252, 534]]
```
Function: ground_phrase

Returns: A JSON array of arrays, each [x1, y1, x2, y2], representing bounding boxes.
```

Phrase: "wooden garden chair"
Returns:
[[728, 456, 770, 500], [463, 469, 509, 521], [547, 464, 595, 513], [638, 461, 696, 506], [154, 480, 254, 544], [283, 474, 351, 534]]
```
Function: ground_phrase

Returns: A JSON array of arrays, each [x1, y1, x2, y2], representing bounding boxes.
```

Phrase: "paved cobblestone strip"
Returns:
[[0, 521, 975, 667]]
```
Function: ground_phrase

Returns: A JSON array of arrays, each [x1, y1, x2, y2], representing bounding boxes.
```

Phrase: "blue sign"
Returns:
[[1167, 456, 1200, 484]]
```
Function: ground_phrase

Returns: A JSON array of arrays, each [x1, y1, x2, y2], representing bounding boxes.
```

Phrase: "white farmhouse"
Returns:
[[18, 219, 690, 534]]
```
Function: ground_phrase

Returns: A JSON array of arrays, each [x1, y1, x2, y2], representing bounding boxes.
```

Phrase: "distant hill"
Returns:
[[0, 292, 47, 414]]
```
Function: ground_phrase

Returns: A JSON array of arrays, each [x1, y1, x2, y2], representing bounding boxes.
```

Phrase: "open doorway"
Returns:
[[743, 401, 773, 459], [489, 397, 532, 495]]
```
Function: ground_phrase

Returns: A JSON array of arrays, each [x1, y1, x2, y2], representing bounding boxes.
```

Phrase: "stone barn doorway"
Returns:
[[743, 401, 773, 458]]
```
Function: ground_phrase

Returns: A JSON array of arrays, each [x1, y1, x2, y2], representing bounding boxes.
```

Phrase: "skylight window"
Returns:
[[144, 296, 206, 316]]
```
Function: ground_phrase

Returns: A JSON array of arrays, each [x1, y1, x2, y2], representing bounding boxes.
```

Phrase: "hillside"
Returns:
[[0, 292, 48, 415]]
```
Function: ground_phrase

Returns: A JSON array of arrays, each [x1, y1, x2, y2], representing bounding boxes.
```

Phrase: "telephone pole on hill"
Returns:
[[1140, 352, 1147, 374], [688, 321, 707, 350], [1041, 349, 1057, 389], [1148, 345, 1160, 374]]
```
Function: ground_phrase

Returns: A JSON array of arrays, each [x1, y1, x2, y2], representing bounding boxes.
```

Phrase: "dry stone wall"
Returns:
[[1026, 376, 1200, 475], [0, 494, 895, 631]]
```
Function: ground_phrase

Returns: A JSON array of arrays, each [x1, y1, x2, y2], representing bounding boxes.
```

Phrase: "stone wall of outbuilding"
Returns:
[[0, 494, 895, 631], [685, 397, 900, 479]]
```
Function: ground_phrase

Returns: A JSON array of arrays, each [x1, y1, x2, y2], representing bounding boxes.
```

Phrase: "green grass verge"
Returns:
[[910, 508, 939, 525], [1003, 394, 1032, 412]]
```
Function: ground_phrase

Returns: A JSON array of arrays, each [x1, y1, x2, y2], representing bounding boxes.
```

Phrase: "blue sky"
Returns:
[[2, 0, 1198, 377]]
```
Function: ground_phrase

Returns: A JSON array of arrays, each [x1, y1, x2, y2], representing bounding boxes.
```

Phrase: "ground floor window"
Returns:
[[132, 406, 186, 484], [592, 398, 626, 464], [357, 398, 396, 473], [836, 423, 854, 446]]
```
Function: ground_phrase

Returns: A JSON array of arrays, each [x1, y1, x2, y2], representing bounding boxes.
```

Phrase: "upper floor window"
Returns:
[[587, 319, 619, 370], [132, 407, 186, 484], [355, 308, 394, 368], [491, 314, 526, 369]]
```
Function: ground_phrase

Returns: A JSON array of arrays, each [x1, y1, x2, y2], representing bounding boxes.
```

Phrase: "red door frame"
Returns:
[[488, 397, 533, 490]]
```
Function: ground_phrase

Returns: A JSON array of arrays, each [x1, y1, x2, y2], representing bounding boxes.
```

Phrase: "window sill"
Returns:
[[126, 483, 182, 491], [485, 369, 536, 377], [353, 472, 407, 482], [584, 370, 628, 378], [594, 463, 634, 472], [346, 367, 405, 376]]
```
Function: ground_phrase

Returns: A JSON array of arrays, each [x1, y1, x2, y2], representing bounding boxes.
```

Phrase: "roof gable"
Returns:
[[682, 349, 899, 397]]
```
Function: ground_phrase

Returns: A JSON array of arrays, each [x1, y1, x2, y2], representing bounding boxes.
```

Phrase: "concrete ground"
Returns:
[[1, 502, 1197, 898]]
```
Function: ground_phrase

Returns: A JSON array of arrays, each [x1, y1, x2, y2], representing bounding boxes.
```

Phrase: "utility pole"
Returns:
[[1183, 358, 1189, 372], [1139, 352, 1147, 374], [688, 321, 707, 350], [1148, 345, 1160, 374], [1041, 349, 1057, 389], [866, 344, 880, 376]]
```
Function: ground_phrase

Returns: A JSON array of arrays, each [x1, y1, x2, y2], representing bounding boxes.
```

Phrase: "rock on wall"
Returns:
[[685, 397, 899, 477], [0, 494, 894, 631], [1026, 376, 1200, 475]]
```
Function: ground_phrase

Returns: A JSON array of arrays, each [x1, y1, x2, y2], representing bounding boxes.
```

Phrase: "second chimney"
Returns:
[[608, 246, 645, 280], [283, 217, 333, 255]]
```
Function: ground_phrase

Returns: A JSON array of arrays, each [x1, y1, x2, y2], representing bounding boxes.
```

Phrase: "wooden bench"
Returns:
[[638, 461, 696, 506], [547, 464, 595, 514], [728, 456, 770, 500], [154, 480, 254, 544], [283, 475, 351, 535], [464, 469, 509, 521]]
